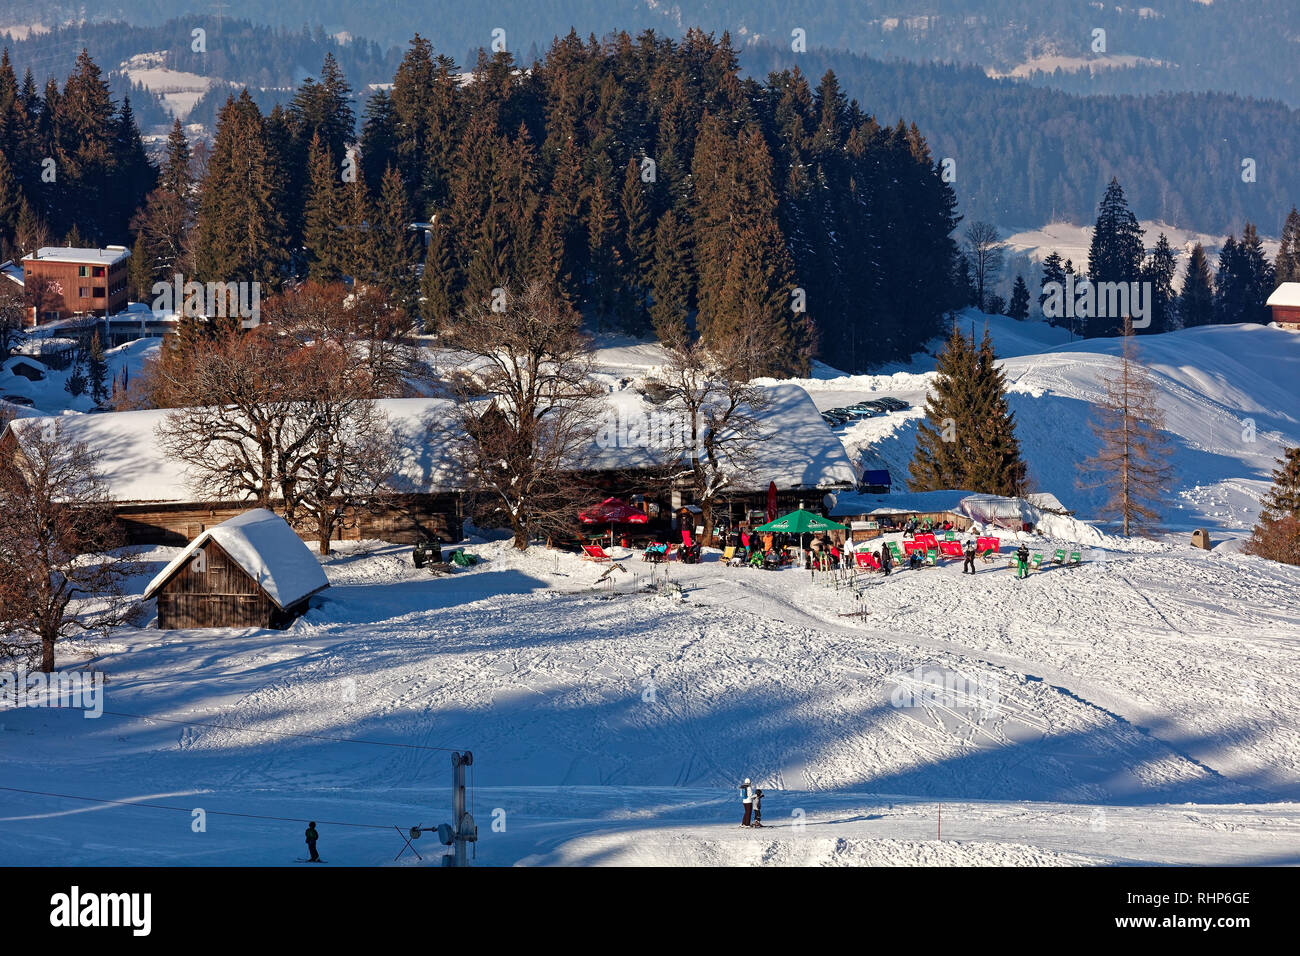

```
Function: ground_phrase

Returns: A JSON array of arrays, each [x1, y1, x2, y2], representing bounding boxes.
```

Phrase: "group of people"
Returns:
[[898, 516, 957, 538]]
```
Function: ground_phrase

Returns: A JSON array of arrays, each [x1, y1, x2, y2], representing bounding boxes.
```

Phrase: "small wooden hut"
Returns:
[[144, 509, 330, 629]]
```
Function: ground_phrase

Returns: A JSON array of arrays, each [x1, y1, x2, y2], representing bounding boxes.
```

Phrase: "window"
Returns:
[[78, 265, 89, 277], [78, 287, 91, 298], [92, 266, 105, 277], [92, 287, 105, 298]]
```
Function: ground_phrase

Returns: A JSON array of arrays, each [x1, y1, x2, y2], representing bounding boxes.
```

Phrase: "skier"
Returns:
[[1016, 542, 1030, 580], [878, 542, 892, 576], [304, 821, 320, 862], [740, 778, 755, 826], [751, 789, 765, 827], [962, 537, 977, 575]]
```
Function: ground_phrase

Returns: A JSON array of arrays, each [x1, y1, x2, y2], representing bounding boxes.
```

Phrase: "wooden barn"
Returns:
[[143, 509, 330, 629]]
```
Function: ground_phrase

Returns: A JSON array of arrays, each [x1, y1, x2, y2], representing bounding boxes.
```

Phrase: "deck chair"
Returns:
[[723, 546, 742, 567], [925, 547, 938, 566], [1031, 553, 1044, 571], [888, 541, 905, 563], [1053, 549, 1067, 564], [1069, 550, 1081, 565], [944, 531, 956, 541], [582, 544, 616, 562]]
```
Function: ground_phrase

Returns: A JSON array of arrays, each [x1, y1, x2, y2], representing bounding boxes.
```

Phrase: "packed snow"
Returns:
[[2, 317, 1298, 866]]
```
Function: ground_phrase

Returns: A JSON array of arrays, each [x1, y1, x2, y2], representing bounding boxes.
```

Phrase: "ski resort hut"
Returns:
[[144, 509, 330, 629], [1266, 283, 1300, 330]]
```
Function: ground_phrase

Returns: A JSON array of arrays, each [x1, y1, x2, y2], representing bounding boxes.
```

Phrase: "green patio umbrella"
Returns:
[[752, 509, 847, 566], [752, 509, 847, 535]]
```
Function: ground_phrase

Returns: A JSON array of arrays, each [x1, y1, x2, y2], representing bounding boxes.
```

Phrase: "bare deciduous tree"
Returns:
[[155, 330, 398, 553], [266, 281, 426, 397], [0, 287, 27, 356], [438, 280, 603, 550], [648, 326, 771, 543], [0, 419, 136, 672], [1078, 320, 1173, 535], [965, 221, 1005, 312]]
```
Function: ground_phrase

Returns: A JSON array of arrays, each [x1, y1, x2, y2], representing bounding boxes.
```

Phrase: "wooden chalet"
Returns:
[[143, 509, 330, 629], [1266, 283, 1300, 330]]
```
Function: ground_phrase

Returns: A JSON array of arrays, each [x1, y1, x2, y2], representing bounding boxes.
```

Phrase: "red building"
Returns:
[[1266, 282, 1300, 330], [20, 246, 130, 325]]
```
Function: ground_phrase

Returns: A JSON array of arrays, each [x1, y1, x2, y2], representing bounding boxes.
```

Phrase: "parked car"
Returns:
[[1, 394, 34, 407], [877, 397, 909, 411]]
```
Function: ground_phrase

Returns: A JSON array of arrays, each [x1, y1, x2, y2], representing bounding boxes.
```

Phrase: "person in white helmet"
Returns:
[[740, 778, 755, 827]]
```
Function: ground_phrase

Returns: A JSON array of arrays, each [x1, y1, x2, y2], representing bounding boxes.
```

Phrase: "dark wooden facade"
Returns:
[[153, 538, 305, 629], [113, 493, 463, 546]]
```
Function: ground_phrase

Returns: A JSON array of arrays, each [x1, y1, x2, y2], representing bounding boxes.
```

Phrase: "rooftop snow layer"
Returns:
[[22, 246, 130, 266], [143, 508, 329, 609]]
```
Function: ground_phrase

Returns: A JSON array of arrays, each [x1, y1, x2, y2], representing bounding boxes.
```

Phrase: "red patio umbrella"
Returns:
[[579, 497, 648, 546]]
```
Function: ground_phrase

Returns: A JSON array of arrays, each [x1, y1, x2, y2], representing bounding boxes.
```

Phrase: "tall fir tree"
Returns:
[[194, 91, 289, 290], [1086, 177, 1145, 337], [1243, 447, 1300, 566], [1275, 207, 1300, 285], [1179, 242, 1215, 328], [909, 323, 979, 491]]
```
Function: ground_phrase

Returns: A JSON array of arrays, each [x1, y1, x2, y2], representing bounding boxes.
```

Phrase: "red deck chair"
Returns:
[[582, 544, 615, 562]]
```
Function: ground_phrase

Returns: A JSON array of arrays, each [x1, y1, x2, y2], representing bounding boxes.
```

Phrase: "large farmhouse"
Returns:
[[0, 384, 855, 548]]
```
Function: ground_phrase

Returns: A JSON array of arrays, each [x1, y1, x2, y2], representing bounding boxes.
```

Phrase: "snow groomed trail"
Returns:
[[3, 535, 1298, 866]]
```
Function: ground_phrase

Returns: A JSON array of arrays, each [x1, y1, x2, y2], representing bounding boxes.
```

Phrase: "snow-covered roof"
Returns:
[[143, 508, 329, 609], [1025, 491, 1070, 513], [0, 259, 23, 286], [828, 489, 974, 517], [22, 246, 130, 267], [1266, 283, 1300, 308], [579, 383, 856, 491], [2, 384, 854, 501], [2, 399, 465, 502]]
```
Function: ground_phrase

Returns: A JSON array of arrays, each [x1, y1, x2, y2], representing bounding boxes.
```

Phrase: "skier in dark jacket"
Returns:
[[878, 542, 892, 576], [305, 822, 320, 861], [1016, 543, 1030, 579], [962, 537, 978, 574]]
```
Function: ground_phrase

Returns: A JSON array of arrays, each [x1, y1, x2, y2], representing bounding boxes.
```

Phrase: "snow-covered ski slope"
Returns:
[[3, 316, 1299, 866], [3, 535, 1299, 866], [751, 315, 1299, 536]]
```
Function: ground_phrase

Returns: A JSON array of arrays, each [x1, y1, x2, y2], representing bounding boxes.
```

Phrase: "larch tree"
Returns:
[[1078, 320, 1174, 536]]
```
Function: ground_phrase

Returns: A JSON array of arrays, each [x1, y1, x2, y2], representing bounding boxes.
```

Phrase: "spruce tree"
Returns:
[[908, 324, 979, 491], [194, 91, 288, 290], [1039, 251, 1066, 318], [303, 132, 344, 281], [1275, 207, 1300, 284], [1179, 243, 1215, 328], [1007, 275, 1030, 320], [967, 328, 1027, 496], [648, 210, 692, 345], [1086, 178, 1144, 337], [1243, 447, 1300, 566], [1142, 232, 1178, 334]]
